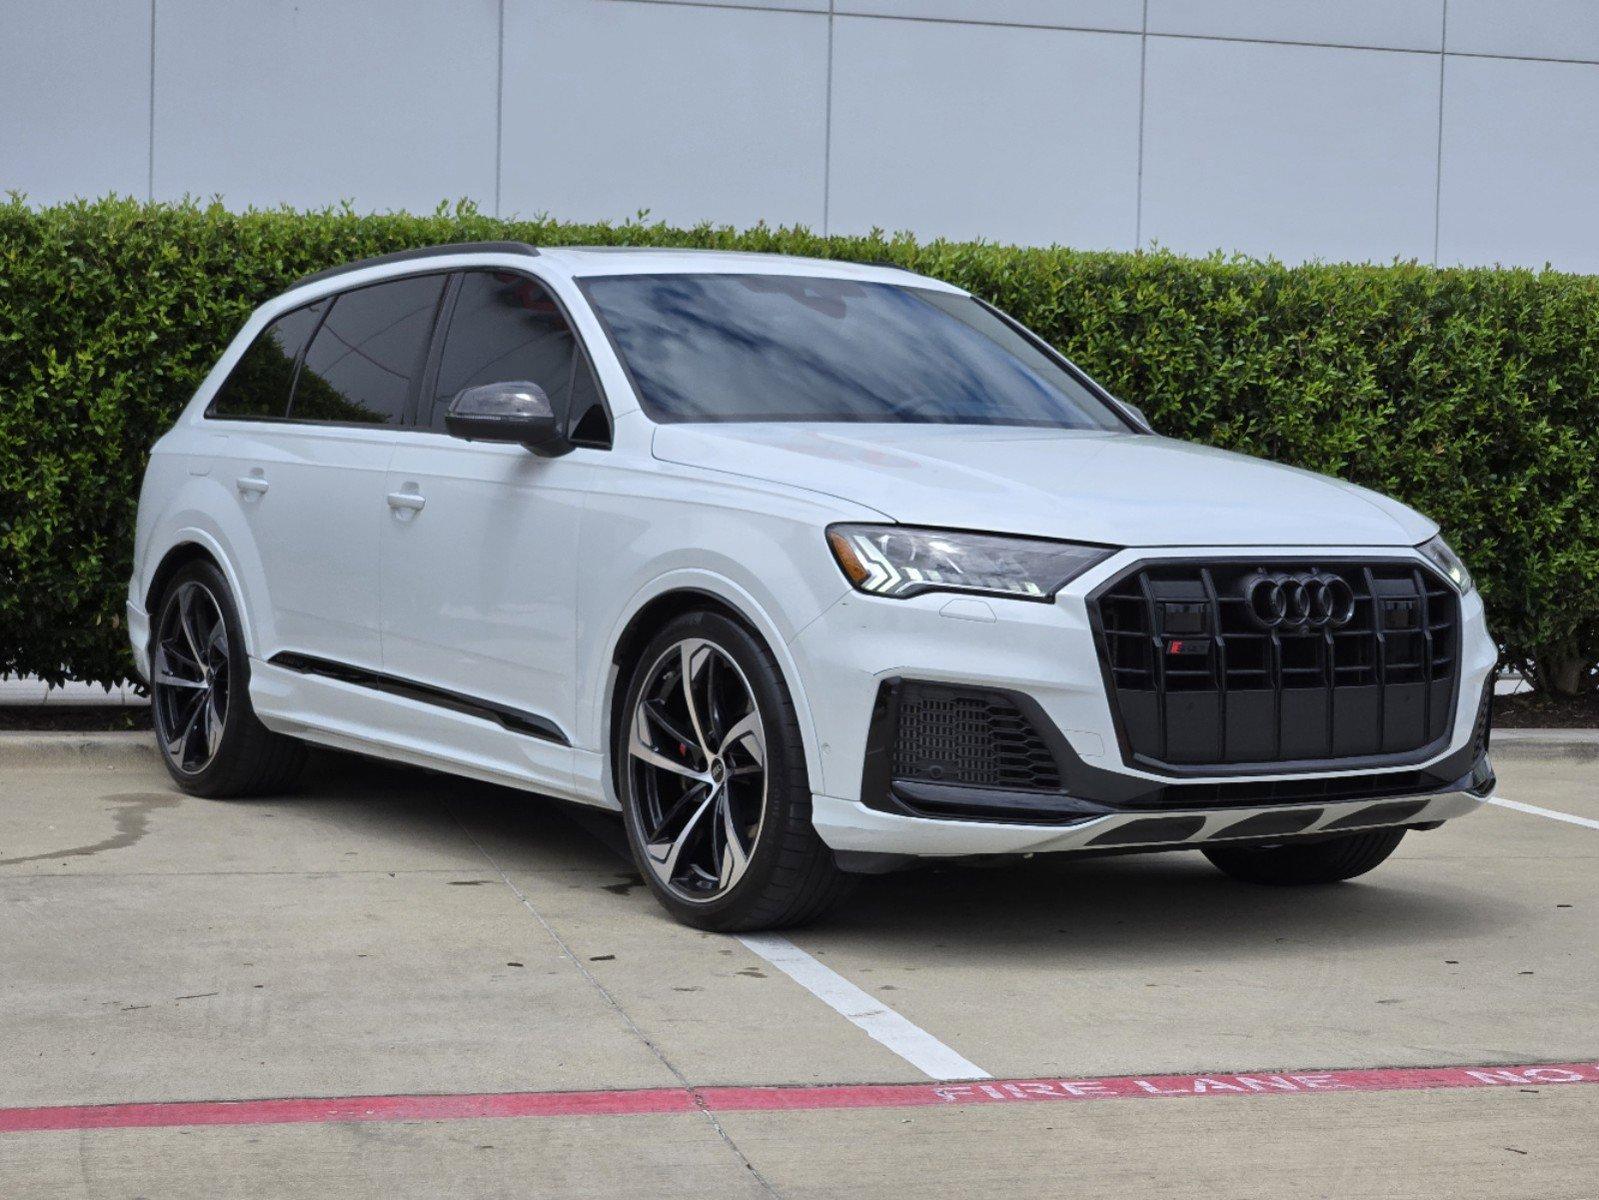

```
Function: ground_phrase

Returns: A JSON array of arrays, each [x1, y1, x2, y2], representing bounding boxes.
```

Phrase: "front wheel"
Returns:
[[1202, 827, 1407, 886], [615, 611, 852, 931]]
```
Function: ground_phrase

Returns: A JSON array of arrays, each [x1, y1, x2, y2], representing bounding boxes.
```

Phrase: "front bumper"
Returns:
[[126, 598, 151, 683], [814, 781, 1491, 859], [788, 543, 1499, 859]]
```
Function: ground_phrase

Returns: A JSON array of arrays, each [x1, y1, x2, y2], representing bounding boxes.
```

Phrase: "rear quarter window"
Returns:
[[207, 301, 325, 420]]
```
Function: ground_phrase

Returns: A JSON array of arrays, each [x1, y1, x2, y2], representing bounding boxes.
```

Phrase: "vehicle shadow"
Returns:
[[291, 751, 1514, 967], [817, 851, 1512, 967]]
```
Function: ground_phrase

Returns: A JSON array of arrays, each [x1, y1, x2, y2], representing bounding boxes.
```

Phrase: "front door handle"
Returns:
[[236, 475, 270, 496], [386, 491, 426, 513]]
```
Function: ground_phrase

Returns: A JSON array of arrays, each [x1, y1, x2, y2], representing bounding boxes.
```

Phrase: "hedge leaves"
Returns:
[[1, 197, 1595, 691]]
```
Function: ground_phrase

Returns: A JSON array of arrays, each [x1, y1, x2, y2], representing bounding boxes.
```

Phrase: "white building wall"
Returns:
[[3, 0, 1597, 271]]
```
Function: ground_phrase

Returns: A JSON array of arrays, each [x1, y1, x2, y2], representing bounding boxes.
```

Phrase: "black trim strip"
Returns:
[[1212, 809, 1324, 840], [1086, 816, 1206, 847], [267, 652, 568, 745], [890, 779, 1111, 825], [1321, 800, 1429, 831]]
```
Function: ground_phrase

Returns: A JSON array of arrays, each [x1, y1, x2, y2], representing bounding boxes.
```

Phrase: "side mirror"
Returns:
[[445, 382, 570, 457]]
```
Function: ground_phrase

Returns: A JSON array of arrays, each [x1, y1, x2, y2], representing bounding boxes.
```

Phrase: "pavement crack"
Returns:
[[450, 814, 783, 1199]]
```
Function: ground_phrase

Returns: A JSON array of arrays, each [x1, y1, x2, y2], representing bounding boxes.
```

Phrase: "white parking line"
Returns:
[[1489, 796, 1599, 832], [737, 934, 990, 1082]]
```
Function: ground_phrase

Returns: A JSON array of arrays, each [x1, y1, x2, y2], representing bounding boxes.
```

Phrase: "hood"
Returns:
[[652, 424, 1435, 548]]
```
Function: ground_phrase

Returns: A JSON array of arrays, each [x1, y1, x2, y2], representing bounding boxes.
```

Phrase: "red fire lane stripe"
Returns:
[[4, 1062, 1596, 1134]]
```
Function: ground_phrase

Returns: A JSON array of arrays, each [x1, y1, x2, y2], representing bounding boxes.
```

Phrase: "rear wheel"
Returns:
[[1202, 827, 1406, 886], [615, 610, 851, 931], [150, 560, 306, 797]]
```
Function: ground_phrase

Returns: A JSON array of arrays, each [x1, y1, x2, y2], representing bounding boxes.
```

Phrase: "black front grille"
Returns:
[[1091, 559, 1461, 772], [893, 683, 1062, 791]]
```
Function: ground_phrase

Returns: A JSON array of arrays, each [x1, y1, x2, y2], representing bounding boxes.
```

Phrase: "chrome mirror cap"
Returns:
[[445, 381, 570, 456]]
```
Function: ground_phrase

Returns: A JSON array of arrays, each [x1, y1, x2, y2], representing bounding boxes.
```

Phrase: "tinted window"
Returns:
[[292, 275, 445, 425], [582, 274, 1128, 430], [566, 352, 611, 447], [430, 271, 575, 430], [209, 301, 324, 419]]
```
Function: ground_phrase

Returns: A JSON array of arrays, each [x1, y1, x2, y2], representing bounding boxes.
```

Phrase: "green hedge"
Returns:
[[3, 196, 1596, 694]]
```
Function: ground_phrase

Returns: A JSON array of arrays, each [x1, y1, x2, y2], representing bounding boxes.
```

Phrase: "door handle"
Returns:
[[236, 475, 270, 496], [386, 491, 426, 513]]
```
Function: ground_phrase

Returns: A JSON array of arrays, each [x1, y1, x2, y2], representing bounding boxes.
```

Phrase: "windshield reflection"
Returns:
[[582, 273, 1126, 430]]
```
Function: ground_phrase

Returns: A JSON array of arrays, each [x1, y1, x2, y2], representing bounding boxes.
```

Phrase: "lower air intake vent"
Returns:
[[892, 683, 1062, 791], [1472, 682, 1493, 759]]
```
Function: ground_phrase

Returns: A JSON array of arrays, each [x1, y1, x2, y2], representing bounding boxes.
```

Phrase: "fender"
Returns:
[[137, 482, 275, 664], [594, 568, 830, 804]]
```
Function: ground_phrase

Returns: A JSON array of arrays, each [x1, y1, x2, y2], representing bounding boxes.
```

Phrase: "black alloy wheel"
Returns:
[[626, 636, 768, 902], [152, 578, 231, 774], [616, 611, 852, 931], [149, 560, 306, 797]]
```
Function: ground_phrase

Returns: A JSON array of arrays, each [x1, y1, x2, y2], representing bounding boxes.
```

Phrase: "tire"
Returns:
[[149, 560, 307, 797], [1202, 827, 1407, 886], [614, 610, 853, 932]]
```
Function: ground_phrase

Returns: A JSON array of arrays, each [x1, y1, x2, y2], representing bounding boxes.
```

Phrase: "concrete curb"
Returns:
[[1492, 728, 1599, 759], [1493, 727, 1599, 744], [0, 731, 154, 766]]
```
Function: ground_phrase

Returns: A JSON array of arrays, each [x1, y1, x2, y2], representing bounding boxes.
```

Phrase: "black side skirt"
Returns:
[[266, 651, 568, 745]]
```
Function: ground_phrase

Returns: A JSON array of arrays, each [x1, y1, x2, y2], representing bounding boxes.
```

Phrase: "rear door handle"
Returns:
[[236, 475, 269, 496], [386, 491, 426, 512]]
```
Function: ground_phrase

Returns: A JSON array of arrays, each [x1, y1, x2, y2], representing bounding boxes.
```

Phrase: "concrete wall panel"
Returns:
[[828, 16, 1141, 248], [1142, 37, 1440, 263], [2, 1, 150, 204], [836, 1, 1141, 33], [153, 0, 498, 212], [1447, 0, 1599, 63], [1438, 56, 1599, 273], [501, 0, 829, 228], [1147, 0, 1444, 52]]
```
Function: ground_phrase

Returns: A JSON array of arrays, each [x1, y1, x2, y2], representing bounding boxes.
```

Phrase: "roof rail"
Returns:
[[292, 241, 540, 288]]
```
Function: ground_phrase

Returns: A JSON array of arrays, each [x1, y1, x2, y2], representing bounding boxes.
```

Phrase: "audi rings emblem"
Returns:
[[1241, 572, 1356, 630]]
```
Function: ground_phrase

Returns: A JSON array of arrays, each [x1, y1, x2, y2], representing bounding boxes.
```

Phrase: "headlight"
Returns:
[[826, 525, 1114, 602], [1418, 534, 1473, 594]]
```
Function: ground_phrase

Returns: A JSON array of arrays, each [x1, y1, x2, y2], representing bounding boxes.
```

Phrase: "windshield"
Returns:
[[580, 273, 1131, 430]]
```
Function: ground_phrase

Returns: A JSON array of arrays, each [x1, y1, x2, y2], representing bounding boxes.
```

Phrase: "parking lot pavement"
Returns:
[[2, 741, 1595, 1197]]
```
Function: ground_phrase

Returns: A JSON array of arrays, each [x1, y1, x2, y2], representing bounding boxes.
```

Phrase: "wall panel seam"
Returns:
[[1135, 0, 1148, 249], [1432, 0, 1448, 264], [822, 0, 834, 235], [147, 0, 157, 200], [597, 0, 1599, 69], [495, 0, 505, 217]]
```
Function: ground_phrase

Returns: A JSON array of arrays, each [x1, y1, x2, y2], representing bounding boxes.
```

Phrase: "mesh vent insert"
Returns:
[[892, 684, 1062, 792]]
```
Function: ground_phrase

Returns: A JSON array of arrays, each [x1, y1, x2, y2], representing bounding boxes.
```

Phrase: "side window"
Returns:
[[208, 301, 325, 420], [291, 274, 446, 425], [430, 270, 576, 430], [567, 351, 612, 448]]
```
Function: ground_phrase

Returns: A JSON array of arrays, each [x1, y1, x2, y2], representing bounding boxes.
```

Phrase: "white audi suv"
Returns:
[[128, 242, 1497, 929]]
